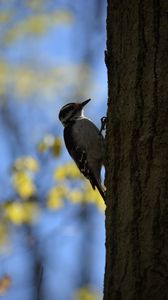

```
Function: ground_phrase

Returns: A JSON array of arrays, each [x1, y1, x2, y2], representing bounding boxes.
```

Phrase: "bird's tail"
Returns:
[[89, 171, 106, 202], [95, 181, 106, 202]]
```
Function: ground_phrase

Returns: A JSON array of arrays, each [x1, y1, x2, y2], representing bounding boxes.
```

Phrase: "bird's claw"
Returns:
[[99, 116, 107, 134]]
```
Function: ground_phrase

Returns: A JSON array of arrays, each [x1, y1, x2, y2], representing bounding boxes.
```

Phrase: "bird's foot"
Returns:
[[99, 116, 107, 134]]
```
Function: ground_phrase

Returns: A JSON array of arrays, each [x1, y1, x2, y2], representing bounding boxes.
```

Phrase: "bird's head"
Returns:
[[59, 99, 91, 127]]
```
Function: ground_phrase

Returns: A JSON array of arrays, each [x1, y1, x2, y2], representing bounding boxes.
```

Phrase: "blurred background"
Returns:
[[0, 0, 107, 299]]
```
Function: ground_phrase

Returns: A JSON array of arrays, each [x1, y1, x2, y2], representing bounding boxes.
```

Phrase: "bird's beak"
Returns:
[[80, 98, 91, 108]]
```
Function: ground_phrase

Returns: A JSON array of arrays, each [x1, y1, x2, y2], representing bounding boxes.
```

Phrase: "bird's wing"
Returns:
[[64, 123, 101, 188], [64, 121, 105, 201], [64, 124, 94, 185]]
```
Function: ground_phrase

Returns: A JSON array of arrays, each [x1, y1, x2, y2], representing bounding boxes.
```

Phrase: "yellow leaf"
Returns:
[[26, 0, 43, 10], [51, 137, 62, 157], [37, 141, 48, 153], [0, 275, 12, 295], [96, 196, 106, 212], [12, 172, 36, 199], [0, 60, 91, 100], [0, 12, 12, 23], [23, 16, 47, 34], [47, 196, 63, 210], [22, 202, 39, 223], [51, 11, 74, 24], [38, 134, 55, 153], [4, 26, 22, 44], [25, 157, 39, 171], [38, 135, 61, 156], [4, 11, 73, 44], [0, 223, 8, 246], [47, 186, 67, 210], [0, 61, 7, 96], [75, 286, 100, 300], [54, 166, 66, 181], [84, 183, 106, 212], [4, 16, 46, 43], [69, 189, 83, 203], [54, 162, 82, 181], [5, 202, 25, 224], [5, 202, 39, 224], [14, 156, 39, 172], [14, 68, 35, 97]]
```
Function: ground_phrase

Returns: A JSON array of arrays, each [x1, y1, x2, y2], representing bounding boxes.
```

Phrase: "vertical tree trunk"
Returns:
[[104, 0, 168, 299]]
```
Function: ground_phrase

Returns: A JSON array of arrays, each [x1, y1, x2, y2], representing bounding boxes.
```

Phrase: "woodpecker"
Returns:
[[59, 99, 105, 201]]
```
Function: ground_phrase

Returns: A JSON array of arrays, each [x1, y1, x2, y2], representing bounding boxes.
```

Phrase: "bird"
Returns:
[[58, 98, 105, 201]]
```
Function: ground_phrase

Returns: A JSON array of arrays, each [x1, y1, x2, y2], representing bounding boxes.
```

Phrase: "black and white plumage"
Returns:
[[58, 99, 105, 201]]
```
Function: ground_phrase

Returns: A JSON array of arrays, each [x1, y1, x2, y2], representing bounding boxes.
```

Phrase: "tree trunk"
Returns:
[[104, 0, 168, 299]]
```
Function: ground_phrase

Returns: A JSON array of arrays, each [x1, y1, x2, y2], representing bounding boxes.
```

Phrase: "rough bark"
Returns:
[[104, 0, 168, 299]]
